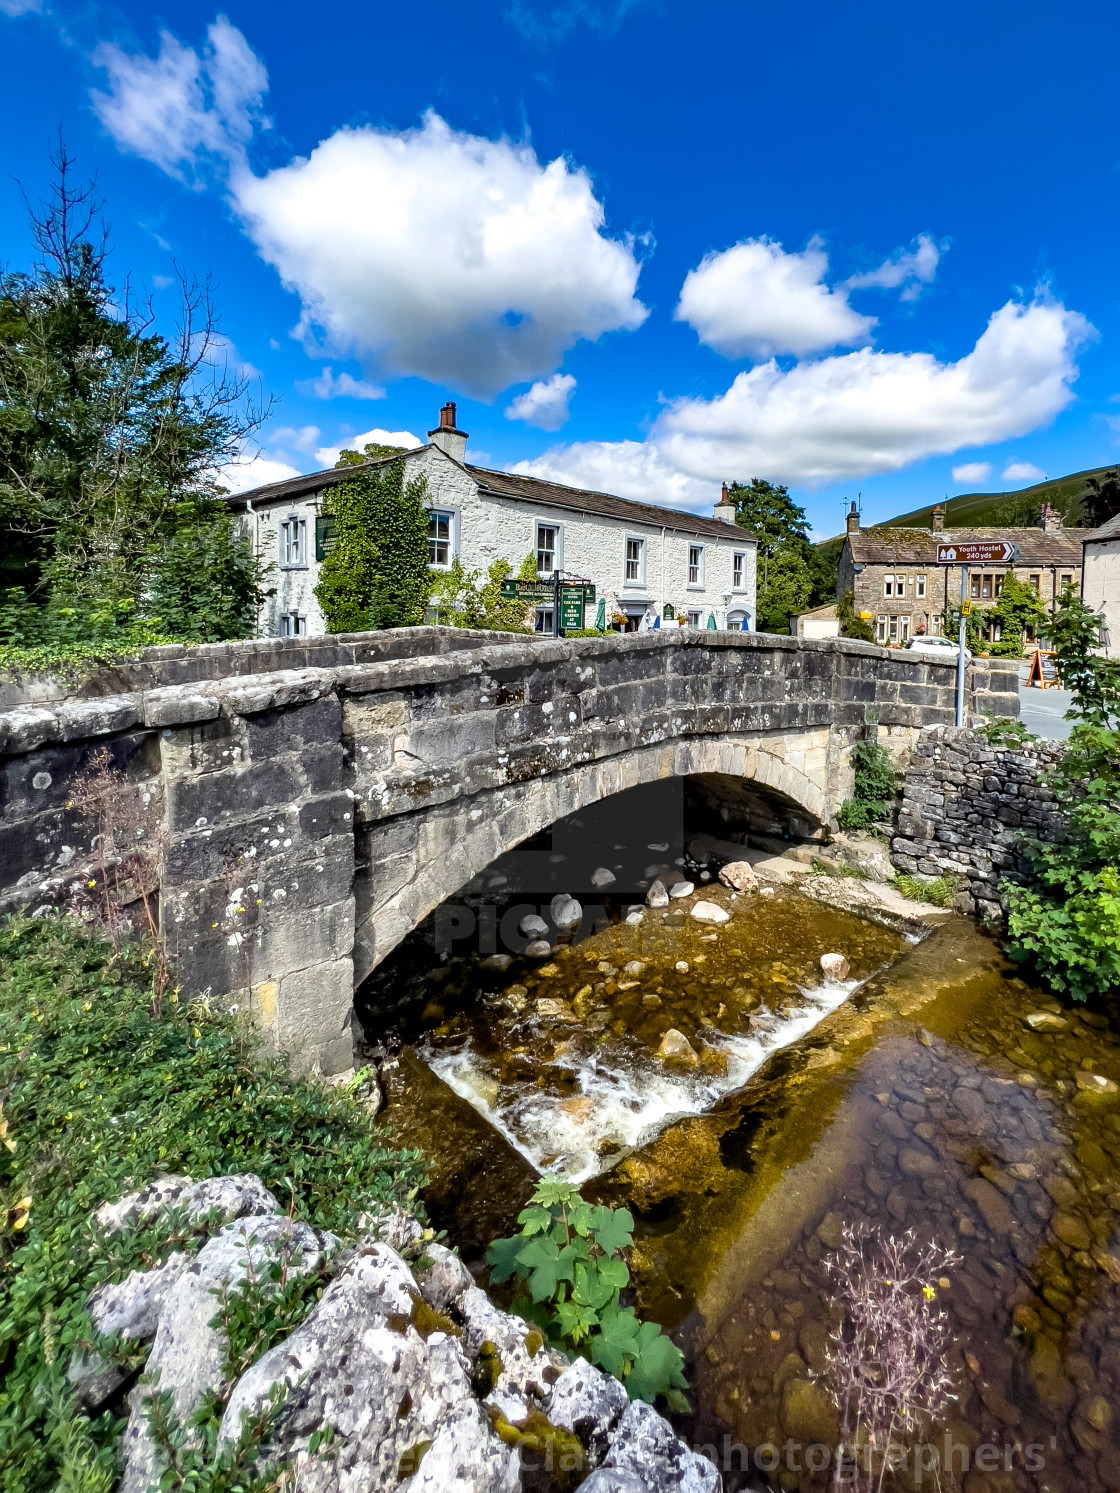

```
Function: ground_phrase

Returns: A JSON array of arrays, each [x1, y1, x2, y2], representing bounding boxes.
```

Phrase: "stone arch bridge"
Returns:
[[0, 628, 1017, 1074]]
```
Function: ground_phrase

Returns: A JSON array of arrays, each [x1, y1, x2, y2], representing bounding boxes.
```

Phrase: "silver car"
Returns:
[[902, 634, 972, 661]]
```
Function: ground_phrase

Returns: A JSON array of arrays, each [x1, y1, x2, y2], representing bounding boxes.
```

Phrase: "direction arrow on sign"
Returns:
[[936, 540, 1020, 565]]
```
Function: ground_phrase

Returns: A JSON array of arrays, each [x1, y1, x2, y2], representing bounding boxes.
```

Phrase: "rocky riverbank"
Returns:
[[73, 1173, 719, 1493]]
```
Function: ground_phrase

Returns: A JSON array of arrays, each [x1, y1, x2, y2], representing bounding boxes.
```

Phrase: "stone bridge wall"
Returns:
[[891, 726, 1065, 921], [0, 629, 1018, 1073]]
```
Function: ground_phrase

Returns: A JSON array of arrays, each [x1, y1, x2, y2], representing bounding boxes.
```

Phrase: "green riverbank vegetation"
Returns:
[[0, 916, 427, 1493]]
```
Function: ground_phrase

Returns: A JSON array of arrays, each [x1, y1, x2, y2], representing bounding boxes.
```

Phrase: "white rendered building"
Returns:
[[1083, 510, 1120, 653], [225, 404, 758, 638]]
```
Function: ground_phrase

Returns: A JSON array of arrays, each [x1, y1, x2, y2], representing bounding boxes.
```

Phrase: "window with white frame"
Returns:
[[280, 516, 308, 568], [916, 573, 927, 598], [888, 616, 899, 643], [537, 524, 558, 576], [278, 611, 307, 637], [428, 509, 454, 568], [877, 615, 888, 643], [625, 536, 645, 583], [688, 544, 705, 586], [687, 609, 702, 627], [883, 573, 906, 598], [534, 607, 555, 634], [732, 552, 746, 590], [900, 615, 911, 641]]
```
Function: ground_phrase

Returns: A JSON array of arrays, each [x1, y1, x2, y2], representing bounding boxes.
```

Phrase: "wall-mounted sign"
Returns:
[[315, 515, 337, 561], [936, 540, 1020, 565]]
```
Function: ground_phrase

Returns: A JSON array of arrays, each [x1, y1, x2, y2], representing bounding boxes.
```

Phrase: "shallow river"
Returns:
[[361, 838, 1120, 1491]]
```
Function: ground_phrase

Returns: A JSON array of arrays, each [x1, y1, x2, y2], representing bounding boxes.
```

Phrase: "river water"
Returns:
[[360, 811, 1120, 1490]]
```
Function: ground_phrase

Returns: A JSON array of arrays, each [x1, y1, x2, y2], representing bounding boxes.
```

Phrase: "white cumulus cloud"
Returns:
[[218, 453, 300, 493], [517, 297, 1092, 506], [232, 112, 648, 398], [91, 15, 268, 182], [505, 373, 577, 431], [269, 424, 322, 453], [1001, 460, 1046, 485], [951, 462, 993, 485], [313, 428, 422, 468], [675, 236, 873, 360], [296, 367, 386, 401], [844, 234, 944, 301]]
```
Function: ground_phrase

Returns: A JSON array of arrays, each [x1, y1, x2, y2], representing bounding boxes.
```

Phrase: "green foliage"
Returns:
[[807, 535, 843, 610], [987, 573, 1048, 656], [728, 478, 813, 633], [335, 441, 410, 467], [837, 729, 899, 831], [1082, 469, 1120, 530], [0, 589, 175, 675], [0, 149, 267, 637], [942, 600, 986, 654], [0, 915, 426, 1493], [1043, 586, 1120, 728], [894, 874, 958, 908], [144, 498, 267, 642], [836, 590, 876, 644], [315, 460, 432, 633], [977, 714, 1039, 750], [429, 555, 536, 632], [486, 1178, 689, 1413]]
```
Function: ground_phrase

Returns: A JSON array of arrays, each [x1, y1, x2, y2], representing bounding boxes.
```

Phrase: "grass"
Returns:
[[875, 463, 1113, 532], [0, 916, 427, 1493], [811, 857, 868, 881], [893, 874, 958, 908]]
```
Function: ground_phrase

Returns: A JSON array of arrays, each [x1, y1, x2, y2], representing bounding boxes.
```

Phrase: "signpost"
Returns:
[[499, 575, 596, 636], [935, 541, 1021, 726]]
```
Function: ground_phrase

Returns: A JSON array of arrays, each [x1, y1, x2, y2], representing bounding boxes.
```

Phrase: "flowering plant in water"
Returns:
[[821, 1222, 958, 1488]]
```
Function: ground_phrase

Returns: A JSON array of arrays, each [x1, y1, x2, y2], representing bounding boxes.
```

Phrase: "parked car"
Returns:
[[902, 634, 972, 661]]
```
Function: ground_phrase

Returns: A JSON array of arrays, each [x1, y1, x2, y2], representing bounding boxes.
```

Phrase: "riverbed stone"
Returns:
[[962, 1178, 1015, 1234], [815, 1212, 845, 1250], [718, 861, 758, 892], [602, 1399, 719, 1493], [647, 880, 669, 907], [690, 901, 729, 924], [1074, 1071, 1119, 1101], [657, 1029, 699, 1067], [899, 1146, 940, 1178], [591, 867, 616, 889], [780, 1377, 840, 1446], [1025, 1012, 1069, 1032], [819, 953, 850, 982], [550, 894, 583, 930], [669, 881, 695, 899], [525, 939, 553, 958], [1053, 1213, 1093, 1251], [519, 914, 549, 939]]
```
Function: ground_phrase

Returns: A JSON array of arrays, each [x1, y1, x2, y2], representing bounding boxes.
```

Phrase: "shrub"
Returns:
[[837, 730, 898, 831], [486, 1178, 689, 1413], [315, 460, 431, 633], [0, 916, 426, 1493]]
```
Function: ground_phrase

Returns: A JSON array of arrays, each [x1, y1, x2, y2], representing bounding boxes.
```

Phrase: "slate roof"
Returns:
[[222, 445, 752, 543], [1083, 512, 1120, 544], [847, 527, 1085, 567]]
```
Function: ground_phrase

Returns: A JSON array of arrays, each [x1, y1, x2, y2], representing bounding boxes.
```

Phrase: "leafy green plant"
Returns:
[[0, 915, 426, 1493], [836, 590, 876, 644], [977, 714, 1039, 750], [837, 725, 899, 831], [486, 1178, 689, 1413], [429, 554, 537, 632]]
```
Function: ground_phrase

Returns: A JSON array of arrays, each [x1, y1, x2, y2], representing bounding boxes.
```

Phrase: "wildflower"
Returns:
[[11, 1196, 32, 1230], [922, 1284, 936, 1300], [87, 880, 96, 889]]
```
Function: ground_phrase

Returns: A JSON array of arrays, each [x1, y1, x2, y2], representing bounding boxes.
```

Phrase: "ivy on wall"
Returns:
[[314, 460, 431, 633]]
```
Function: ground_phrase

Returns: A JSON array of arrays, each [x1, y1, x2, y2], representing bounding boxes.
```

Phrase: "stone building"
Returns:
[[835, 501, 1083, 646], [1082, 510, 1120, 654], [225, 404, 757, 639]]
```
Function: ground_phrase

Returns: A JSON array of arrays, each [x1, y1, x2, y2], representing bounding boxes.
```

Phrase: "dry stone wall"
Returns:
[[891, 726, 1065, 921]]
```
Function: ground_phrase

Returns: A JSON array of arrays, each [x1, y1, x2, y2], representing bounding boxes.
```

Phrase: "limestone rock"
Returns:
[[536, 996, 574, 1019], [646, 880, 669, 908], [89, 1251, 191, 1342], [1024, 1012, 1068, 1032], [669, 881, 694, 899], [519, 913, 549, 939], [458, 1285, 565, 1403], [94, 1175, 194, 1234], [718, 862, 758, 892], [690, 901, 729, 924], [590, 867, 617, 889], [415, 1242, 474, 1313], [550, 894, 583, 930], [219, 1254, 517, 1493], [121, 1216, 334, 1493], [760, 886, 775, 898], [482, 954, 512, 971], [358, 1202, 425, 1253], [576, 1472, 648, 1493], [657, 1029, 699, 1067], [525, 939, 553, 958], [182, 1174, 280, 1225], [546, 1358, 628, 1467], [622, 960, 646, 977], [603, 1399, 719, 1493], [819, 952, 850, 982], [1074, 1070, 1119, 1097]]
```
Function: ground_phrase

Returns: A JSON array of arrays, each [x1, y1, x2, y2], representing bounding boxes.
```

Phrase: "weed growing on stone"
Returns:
[[893, 874, 958, 908], [821, 1222, 958, 1490], [0, 915, 426, 1493], [487, 1177, 690, 1413]]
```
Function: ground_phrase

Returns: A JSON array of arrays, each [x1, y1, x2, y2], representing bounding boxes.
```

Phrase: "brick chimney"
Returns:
[[931, 504, 945, 532], [845, 501, 860, 536], [714, 480, 737, 524], [1039, 501, 1063, 533], [428, 401, 468, 463]]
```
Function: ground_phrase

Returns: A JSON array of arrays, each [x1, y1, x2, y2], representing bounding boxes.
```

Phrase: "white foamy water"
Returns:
[[421, 977, 859, 1183]]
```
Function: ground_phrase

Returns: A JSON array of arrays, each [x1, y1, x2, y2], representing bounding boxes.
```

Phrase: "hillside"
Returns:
[[877, 463, 1118, 531]]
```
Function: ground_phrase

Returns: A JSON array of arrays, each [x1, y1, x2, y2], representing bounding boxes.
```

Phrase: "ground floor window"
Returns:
[[877, 615, 888, 643], [930, 614, 943, 635], [687, 610, 702, 627], [534, 607, 555, 633], [278, 611, 307, 637]]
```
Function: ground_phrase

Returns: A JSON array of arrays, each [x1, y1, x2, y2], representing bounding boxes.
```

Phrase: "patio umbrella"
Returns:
[[706, 611, 717, 629], [595, 597, 605, 629]]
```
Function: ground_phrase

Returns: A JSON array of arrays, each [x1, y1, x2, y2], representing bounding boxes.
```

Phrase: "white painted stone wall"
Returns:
[[1082, 538, 1120, 656], [243, 445, 756, 639]]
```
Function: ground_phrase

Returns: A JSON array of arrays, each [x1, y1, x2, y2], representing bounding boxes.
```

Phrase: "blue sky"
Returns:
[[2, 0, 1118, 534]]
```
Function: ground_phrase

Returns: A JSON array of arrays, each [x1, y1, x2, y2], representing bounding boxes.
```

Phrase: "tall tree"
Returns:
[[0, 147, 268, 626], [1082, 470, 1120, 530], [728, 478, 813, 632]]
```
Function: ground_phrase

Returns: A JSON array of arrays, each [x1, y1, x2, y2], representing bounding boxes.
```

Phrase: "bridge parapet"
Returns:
[[0, 630, 1018, 1073]]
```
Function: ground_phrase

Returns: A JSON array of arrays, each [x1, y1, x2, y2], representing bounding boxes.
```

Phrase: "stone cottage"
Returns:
[[836, 501, 1083, 646], [225, 404, 757, 639], [1082, 509, 1120, 654]]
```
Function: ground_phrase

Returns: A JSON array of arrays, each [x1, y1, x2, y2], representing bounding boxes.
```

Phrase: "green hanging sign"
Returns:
[[315, 515, 337, 561]]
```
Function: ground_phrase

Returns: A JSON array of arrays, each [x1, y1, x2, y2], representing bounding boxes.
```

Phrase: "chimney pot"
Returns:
[[846, 501, 860, 536], [1039, 501, 1062, 533], [428, 401, 469, 461], [714, 480, 736, 523], [931, 504, 945, 533], [440, 402, 456, 430]]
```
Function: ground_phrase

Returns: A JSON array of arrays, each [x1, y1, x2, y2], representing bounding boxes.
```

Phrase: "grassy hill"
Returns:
[[877, 463, 1118, 531]]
